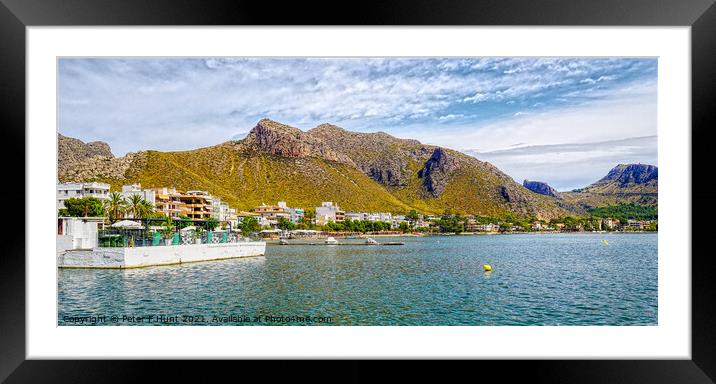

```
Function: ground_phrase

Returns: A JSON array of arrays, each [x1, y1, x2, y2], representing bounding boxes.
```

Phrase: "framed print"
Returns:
[[3, 0, 715, 382]]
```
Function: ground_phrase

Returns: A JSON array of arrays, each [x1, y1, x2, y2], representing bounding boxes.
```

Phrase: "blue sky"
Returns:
[[59, 57, 657, 191]]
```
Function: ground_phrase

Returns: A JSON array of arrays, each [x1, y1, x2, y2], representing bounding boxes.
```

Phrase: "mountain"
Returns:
[[307, 122, 581, 218], [523, 180, 562, 199], [562, 164, 658, 208], [58, 119, 583, 219], [58, 134, 113, 174], [58, 133, 146, 182], [580, 163, 657, 194]]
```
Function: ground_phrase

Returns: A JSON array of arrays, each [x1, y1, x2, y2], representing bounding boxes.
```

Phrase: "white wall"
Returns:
[[58, 242, 266, 268]]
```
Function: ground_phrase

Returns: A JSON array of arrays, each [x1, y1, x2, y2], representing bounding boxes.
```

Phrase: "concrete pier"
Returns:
[[58, 241, 266, 269]]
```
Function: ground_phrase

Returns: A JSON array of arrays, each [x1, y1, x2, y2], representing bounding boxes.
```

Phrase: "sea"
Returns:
[[58, 233, 657, 326]]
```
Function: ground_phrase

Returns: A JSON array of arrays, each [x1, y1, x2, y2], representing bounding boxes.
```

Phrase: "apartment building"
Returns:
[[180, 190, 214, 220], [152, 187, 185, 218], [57, 182, 110, 211], [315, 201, 345, 226]]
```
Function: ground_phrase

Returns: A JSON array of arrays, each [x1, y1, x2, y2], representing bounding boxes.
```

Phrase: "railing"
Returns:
[[97, 229, 246, 247]]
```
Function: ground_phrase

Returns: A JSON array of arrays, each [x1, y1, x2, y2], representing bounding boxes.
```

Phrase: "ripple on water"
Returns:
[[58, 233, 657, 326]]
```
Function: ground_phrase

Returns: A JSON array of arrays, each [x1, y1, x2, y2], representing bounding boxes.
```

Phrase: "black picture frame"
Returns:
[[2, 0, 714, 382]]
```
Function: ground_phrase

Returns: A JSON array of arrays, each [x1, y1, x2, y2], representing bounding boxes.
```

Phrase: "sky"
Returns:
[[59, 57, 657, 191]]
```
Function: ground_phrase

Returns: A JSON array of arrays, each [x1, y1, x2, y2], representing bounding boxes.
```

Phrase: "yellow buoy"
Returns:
[[483, 264, 492, 272], [602, 240, 609, 246]]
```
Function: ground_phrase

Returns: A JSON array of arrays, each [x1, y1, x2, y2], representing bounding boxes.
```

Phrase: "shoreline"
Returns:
[[265, 231, 657, 243]]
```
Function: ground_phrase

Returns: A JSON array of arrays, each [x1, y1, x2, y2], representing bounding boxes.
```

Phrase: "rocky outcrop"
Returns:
[[418, 148, 462, 196], [57, 128, 149, 182], [499, 185, 513, 202], [308, 124, 431, 187], [523, 180, 563, 199], [597, 164, 658, 188], [59, 151, 146, 182], [241, 119, 353, 164], [58, 133, 114, 175]]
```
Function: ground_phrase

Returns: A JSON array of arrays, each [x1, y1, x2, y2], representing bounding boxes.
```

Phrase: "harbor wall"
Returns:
[[58, 242, 266, 269]]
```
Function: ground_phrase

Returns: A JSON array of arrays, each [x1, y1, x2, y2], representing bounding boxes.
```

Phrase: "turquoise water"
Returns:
[[58, 233, 657, 326]]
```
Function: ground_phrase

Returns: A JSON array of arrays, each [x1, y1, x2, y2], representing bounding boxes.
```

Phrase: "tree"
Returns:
[[161, 217, 175, 240], [277, 217, 295, 231], [205, 218, 219, 231], [240, 217, 260, 236], [104, 192, 126, 222], [441, 208, 455, 219], [436, 215, 464, 233], [127, 195, 153, 219], [406, 210, 420, 224], [138, 199, 155, 219], [176, 215, 193, 229], [59, 197, 105, 217], [302, 209, 316, 226]]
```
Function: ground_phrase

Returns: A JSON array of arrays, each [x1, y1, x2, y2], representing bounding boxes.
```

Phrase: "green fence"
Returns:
[[98, 230, 233, 247]]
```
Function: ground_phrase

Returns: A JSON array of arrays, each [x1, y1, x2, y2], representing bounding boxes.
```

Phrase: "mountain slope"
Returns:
[[562, 164, 658, 208], [307, 122, 580, 218], [58, 118, 582, 219]]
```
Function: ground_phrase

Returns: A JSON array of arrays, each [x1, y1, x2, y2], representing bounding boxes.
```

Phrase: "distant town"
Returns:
[[57, 181, 658, 238]]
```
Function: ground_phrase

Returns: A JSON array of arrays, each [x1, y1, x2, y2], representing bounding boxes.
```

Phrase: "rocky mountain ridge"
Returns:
[[58, 134, 114, 173], [563, 163, 658, 207], [586, 163, 658, 192], [240, 119, 354, 164], [523, 180, 563, 199], [58, 119, 592, 219]]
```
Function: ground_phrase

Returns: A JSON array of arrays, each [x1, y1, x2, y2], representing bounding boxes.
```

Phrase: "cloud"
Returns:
[[419, 79, 656, 153], [58, 57, 657, 189], [438, 114, 464, 121], [465, 136, 657, 191]]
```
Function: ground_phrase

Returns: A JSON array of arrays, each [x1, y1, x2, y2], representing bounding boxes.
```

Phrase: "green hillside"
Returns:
[[58, 119, 598, 219], [121, 146, 417, 213]]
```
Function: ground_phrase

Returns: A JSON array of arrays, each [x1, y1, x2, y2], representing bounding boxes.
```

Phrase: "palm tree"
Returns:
[[139, 199, 155, 219], [125, 194, 156, 219], [105, 192, 126, 222], [126, 194, 145, 219]]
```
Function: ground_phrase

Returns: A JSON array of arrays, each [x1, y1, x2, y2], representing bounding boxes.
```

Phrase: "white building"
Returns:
[[345, 212, 366, 221], [372, 212, 392, 222], [345, 212, 393, 222], [315, 202, 345, 225], [211, 198, 231, 221], [476, 223, 499, 232], [57, 216, 104, 251], [391, 215, 407, 229], [601, 219, 618, 229], [287, 207, 305, 224], [120, 184, 156, 205], [57, 182, 111, 212]]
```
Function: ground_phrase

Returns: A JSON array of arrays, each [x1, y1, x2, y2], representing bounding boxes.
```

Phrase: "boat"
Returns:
[[365, 237, 379, 245], [279, 239, 289, 245], [324, 236, 338, 245]]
